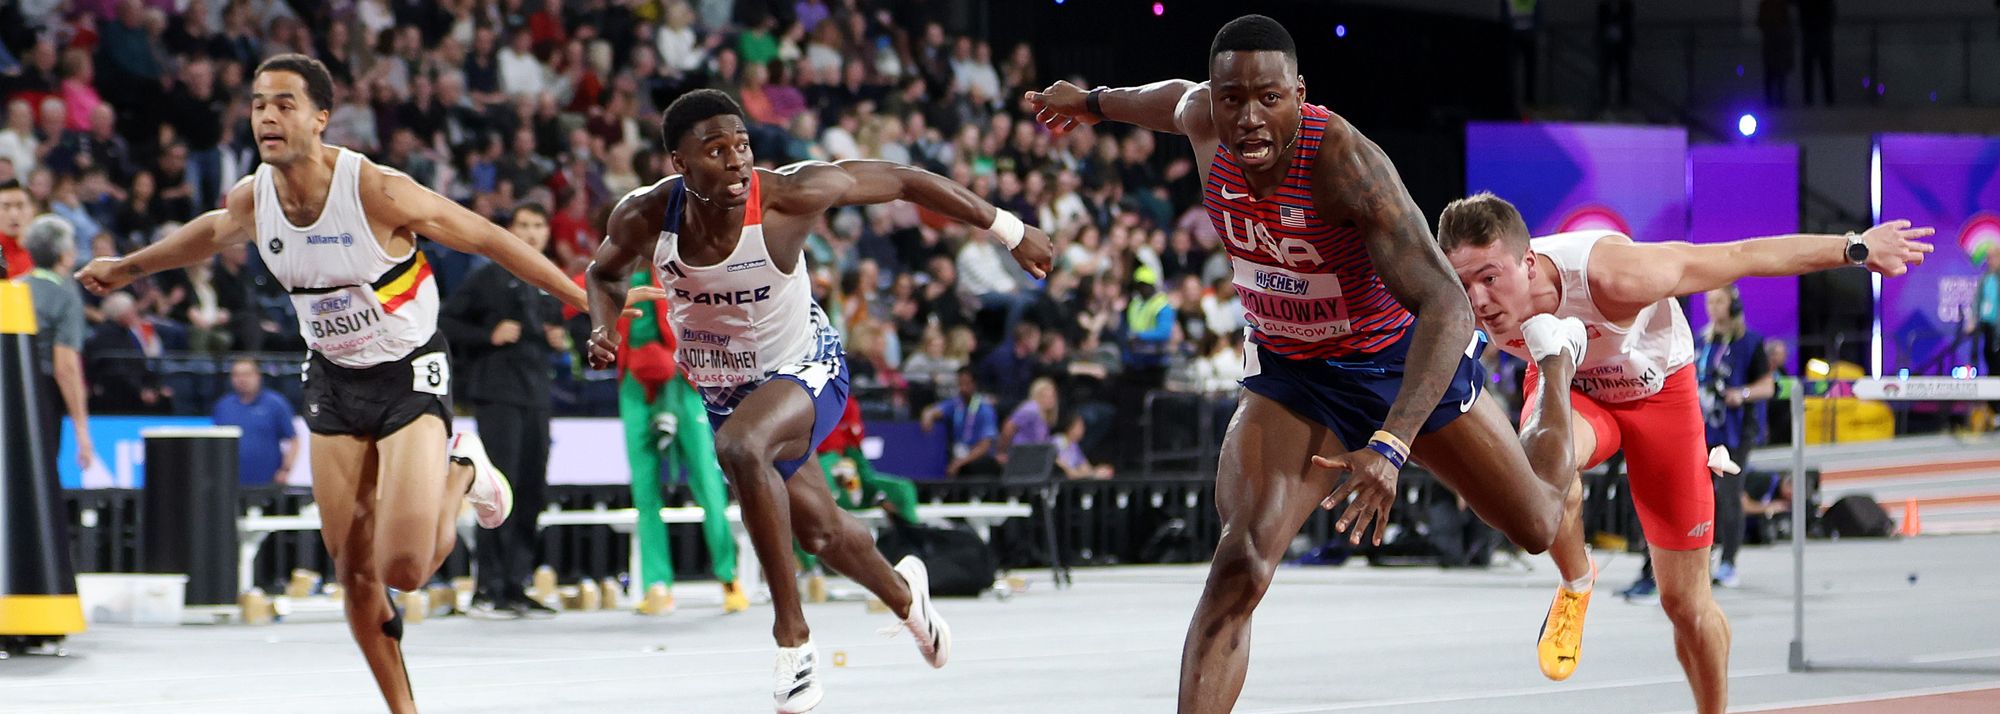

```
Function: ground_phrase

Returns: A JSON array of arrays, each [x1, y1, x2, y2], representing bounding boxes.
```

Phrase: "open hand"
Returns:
[[1313, 449, 1400, 546], [1860, 219, 1935, 277]]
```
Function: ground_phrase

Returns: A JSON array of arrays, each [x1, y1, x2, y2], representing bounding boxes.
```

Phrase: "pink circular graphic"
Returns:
[[1960, 213, 2000, 267], [1555, 204, 1633, 236]]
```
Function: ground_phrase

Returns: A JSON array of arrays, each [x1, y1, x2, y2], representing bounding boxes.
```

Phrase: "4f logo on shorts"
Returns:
[[1687, 520, 1713, 538]]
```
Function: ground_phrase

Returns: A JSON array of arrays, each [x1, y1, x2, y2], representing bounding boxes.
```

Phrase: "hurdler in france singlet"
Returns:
[[252, 147, 439, 369], [1203, 102, 1414, 361], [650, 173, 841, 414]]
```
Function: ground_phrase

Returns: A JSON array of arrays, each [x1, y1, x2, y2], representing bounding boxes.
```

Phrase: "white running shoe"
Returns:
[[451, 432, 513, 529], [1522, 314, 1589, 368], [879, 556, 952, 668], [773, 641, 823, 713]]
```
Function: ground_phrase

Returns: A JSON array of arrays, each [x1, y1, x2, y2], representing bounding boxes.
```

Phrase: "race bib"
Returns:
[[410, 352, 450, 396], [292, 287, 393, 360], [1233, 263, 1351, 342]]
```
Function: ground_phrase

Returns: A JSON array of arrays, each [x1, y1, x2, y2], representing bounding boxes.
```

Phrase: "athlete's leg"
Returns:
[[786, 454, 914, 618], [1179, 392, 1344, 714], [375, 415, 463, 592], [311, 432, 417, 714], [713, 380, 820, 647], [621, 375, 675, 590], [1519, 359, 1605, 585], [1654, 544, 1730, 713], [668, 376, 738, 585], [1617, 370, 1730, 713]]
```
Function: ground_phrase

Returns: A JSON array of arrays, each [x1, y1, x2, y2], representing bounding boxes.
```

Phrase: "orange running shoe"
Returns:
[[1537, 561, 1596, 681]]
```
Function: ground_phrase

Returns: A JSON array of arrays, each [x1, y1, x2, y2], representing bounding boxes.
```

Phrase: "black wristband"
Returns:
[[1086, 86, 1106, 119]]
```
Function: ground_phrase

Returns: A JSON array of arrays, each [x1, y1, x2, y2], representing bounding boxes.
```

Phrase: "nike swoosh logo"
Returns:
[[1219, 188, 1249, 200], [1459, 385, 1477, 413]]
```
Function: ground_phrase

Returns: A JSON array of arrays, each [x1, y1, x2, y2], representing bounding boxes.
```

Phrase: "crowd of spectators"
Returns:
[[0, 0, 1253, 475]]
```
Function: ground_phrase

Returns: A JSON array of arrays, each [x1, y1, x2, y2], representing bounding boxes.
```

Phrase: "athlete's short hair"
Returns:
[[1436, 192, 1531, 254], [255, 54, 336, 112], [660, 89, 747, 151], [1210, 14, 1297, 65]]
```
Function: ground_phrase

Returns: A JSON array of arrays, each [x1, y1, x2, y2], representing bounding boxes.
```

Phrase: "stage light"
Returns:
[[1335, 24, 1347, 38], [1151, 2, 1164, 16], [1737, 113, 1758, 137]]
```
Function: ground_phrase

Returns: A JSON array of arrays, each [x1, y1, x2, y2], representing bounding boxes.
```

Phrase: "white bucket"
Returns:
[[75, 573, 189, 625]]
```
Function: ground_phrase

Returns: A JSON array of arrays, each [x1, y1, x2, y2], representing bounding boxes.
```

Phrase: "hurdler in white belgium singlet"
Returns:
[[253, 147, 440, 368], [1498, 230, 1693, 403], [651, 173, 842, 414]]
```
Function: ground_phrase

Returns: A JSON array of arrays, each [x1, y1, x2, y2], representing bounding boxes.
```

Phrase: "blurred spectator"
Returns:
[[498, 25, 547, 100], [84, 290, 180, 413], [18, 214, 95, 471], [1596, 0, 1634, 109], [1799, 0, 1836, 106], [902, 323, 960, 406], [325, 81, 381, 155], [211, 357, 298, 486], [0, 180, 32, 278], [1695, 284, 1773, 587], [920, 366, 1000, 478], [164, 258, 233, 352], [46, 174, 103, 262], [978, 320, 1042, 414], [1117, 265, 1174, 467], [165, 58, 227, 209], [1054, 414, 1113, 480], [1758, 0, 1794, 107], [58, 49, 101, 133], [999, 376, 1058, 461], [0, 100, 36, 178]]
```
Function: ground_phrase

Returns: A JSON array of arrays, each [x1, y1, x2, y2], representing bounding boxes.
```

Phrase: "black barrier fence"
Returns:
[[62, 460, 1815, 592]]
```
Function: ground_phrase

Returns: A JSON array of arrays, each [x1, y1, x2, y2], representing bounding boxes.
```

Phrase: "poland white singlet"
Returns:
[[1506, 230, 1693, 403], [252, 147, 439, 368], [651, 173, 841, 413]]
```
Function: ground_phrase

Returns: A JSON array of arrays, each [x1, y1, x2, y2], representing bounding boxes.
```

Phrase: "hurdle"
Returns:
[[1787, 375, 2000, 674]]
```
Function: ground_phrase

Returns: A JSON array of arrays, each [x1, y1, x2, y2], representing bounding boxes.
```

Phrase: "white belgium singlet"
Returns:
[[651, 173, 841, 413], [1509, 230, 1694, 403], [252, 147, 440, 368]]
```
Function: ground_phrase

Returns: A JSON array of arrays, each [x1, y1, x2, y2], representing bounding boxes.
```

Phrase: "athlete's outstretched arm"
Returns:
[[769, 160, 1054, 278], [1024, 79, 1203, 136], [370, 167, 590, 311], [1309, 122, 1475, 543], [583, 188, 662, 370], [1590, 220, 1935, 312], [75, 178, 254, 294]]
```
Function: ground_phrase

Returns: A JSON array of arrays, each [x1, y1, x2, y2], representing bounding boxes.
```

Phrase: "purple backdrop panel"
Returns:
[[1875, 134, 2000, 375], [1689, 144, 1800, 374], [1466, 122, 1688, 243]]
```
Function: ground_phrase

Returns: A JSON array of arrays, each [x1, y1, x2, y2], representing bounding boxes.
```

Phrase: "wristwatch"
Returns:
[[1844, 232, 1869, 266]]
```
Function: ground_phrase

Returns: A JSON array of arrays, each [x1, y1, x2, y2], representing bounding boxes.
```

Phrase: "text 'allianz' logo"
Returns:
[[305, 233, 355, 247], [1252, 270, 1309, 296]]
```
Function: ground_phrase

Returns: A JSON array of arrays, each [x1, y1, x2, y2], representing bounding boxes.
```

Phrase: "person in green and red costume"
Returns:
[[569, 268, 746, 614], [796, 396, 921, 590]]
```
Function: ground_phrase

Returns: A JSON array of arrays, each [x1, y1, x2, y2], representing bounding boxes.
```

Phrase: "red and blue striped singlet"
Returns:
[[1203, 103, 1413, 361]]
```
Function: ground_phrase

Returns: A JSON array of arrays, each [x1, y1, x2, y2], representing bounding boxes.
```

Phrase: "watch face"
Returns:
[[1847, 242, 1868, 262]]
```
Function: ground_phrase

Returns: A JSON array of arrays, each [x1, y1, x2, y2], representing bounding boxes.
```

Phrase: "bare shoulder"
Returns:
[[222, 174, 257, 217], [760, 163, 845, 215], [606, 178, 673, 239], [1175, 82, 1216, 138]]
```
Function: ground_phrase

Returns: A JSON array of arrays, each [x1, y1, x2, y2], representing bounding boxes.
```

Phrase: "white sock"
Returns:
[[1564, 573, 1594, 593]]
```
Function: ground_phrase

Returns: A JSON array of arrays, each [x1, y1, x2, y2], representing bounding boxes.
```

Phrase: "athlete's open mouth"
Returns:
[[1238, 138, 1274, 162], [259, 132, 284, 149]]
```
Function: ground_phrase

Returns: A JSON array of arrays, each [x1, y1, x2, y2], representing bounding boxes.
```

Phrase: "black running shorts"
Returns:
[[302, 332, 454, 438]]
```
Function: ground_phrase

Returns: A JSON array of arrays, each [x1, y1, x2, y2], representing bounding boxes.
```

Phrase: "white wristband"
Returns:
[[988, 209, 1024, 250]]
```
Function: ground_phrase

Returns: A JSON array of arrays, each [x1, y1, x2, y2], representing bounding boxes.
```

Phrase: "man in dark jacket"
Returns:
[[439, 202, 566, 618]]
